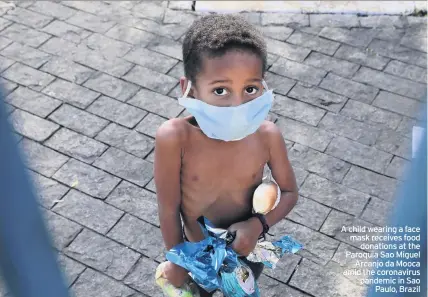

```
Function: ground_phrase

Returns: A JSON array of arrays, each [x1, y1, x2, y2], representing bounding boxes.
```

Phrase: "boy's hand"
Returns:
[[163, 261, 189, 287], [228, 217, 263, 257]]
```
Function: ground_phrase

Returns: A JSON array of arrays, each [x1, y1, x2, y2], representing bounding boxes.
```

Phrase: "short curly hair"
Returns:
[[182, 14, 267, 82]]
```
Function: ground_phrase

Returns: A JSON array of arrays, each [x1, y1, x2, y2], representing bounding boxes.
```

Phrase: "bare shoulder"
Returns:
[[155, 118, 189, 147], [258, 120, 283, 142]]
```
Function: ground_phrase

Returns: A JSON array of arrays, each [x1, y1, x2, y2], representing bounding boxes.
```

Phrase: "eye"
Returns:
[[245, 86, 259, 95], [213, 88, 228, 96]]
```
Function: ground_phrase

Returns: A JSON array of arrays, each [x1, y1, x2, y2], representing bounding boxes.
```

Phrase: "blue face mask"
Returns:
[[178, 80, 274, 141]]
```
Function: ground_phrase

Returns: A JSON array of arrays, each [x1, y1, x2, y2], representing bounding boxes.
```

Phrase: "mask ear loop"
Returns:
[[262, 80, 269, 91], [183, 80, 192, 98]]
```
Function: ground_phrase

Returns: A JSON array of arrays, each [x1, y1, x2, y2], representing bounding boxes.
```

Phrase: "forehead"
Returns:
[[198, 50, 263, 82]]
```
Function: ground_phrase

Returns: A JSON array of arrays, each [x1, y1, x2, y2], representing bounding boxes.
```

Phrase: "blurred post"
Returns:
[[0, 91, 69, 297], [366, 103, 427, 297]]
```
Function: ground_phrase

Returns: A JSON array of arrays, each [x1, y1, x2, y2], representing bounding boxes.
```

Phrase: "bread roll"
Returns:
[[252, 181, 280, 214]]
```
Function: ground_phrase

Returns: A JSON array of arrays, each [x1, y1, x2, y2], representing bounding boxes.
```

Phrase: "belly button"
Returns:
[[192, 175, 199, 182]]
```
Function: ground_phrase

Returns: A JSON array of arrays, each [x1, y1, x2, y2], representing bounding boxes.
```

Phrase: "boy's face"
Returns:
[[180, 50, 264, 107]]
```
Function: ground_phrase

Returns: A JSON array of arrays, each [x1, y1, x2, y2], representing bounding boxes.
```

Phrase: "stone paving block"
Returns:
[[271, 219, 339, 265], [342, 165, 398, 201], [106, 181, 159, 226], [41, 37, 83, 58], [333, 217, 379, 251], [359, 15, 406, 28], [258, 274, 310, 297], [1, 41, 51, 68], [53, 158, 120, 199], [40, 57, 95, 85], [320, 209, 354, 237], [83, 72, 139, 102], [74, 47, 134, 77], [310, 14, 359, 28], [292, 166, 309, 188], [96, 123, 154, 158], [168, 83, 182, 98], [396, 116, 418, 138], [66, 228, 140, 280], [270, 58, 326, 85], [287, 31, 340, 55], [334, 44, 390, 70], [264, 72, 295, 96], [163, 9, 198, 26], [2, 62, 55, 91], [266, 38, 310, 62], [20, 138, 68, 176], [372, 91, 420, 118], [87, 96, 147, 128], [108, 214, 165, 261], [133, 1, 165, 21], [128, 88, 183, 119], [146, 36, 182, 60], [53, 189, 123, 234], [0, 56, 14, 73], [124, 256, 165, 296], [287, 196, 330, 230], [340, 99, 402, 130], [127, 16, 188, 41], [0, 36, 12, 52], [260, 25, 293, 41], [84, 33, 132, 58], [123, 65, 177, 95], [261, 13, 309, 27], [66, 10, 116, 33], [319, 112, 381, 145], [326, 136, 392, 173], [288, 143, 350, 183], [289, 258, 366, 297], [361, 197, 393, 227], [0, 78, 17, 95], [0, 23, 51, 47], [407, 16, 427, 27], [168, 1, 193, 10], [267, 53, 280, 68], [288, 83, 347, 113], [71, 268, 139, 297], [262, 253, 301, 285], [11, 110, 59, 142], [374, 27, 406, 42], [384, 59, 427, 84], [4, 102, 14, 115], [57, 254, 85, 286], [353, 67, 426, 100], [375, 128, 412, 160], [385, 156, 410, 180], [145, 178, 156, 192], [49, 104, 108, 137], [271, 94, 325, 126], [94, 147, 153, 187], [276, 117, 333, 151], [135, 112, 166, 138], [300, 173, 369, 216], [304, 51, 359, 78], [167, 61, 183, 79], [0, 17, 12, 31], [3, 7, 53, 29], [319, 27, 377, 47], [43, 79, 100, 109], [42, 20, 91, 44], [5, 86, 61, 118], [28, 1, 77, 20], [320, 73, 378, 104], [298, 26, 323, 35], [42, 210, 82, 249], [368, 38, 426, 68], [401, 26, 427, 52], [124, 47, 178, 74], [105, 24, 156, 46], [61, 0, 113, 15], [30, 171, 69, 209]]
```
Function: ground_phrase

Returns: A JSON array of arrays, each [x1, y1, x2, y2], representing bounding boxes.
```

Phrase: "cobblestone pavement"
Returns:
[[0, 1, 426, 297]]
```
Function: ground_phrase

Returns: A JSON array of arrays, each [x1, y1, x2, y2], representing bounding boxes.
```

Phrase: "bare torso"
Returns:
[[180, 116, 270, 242]]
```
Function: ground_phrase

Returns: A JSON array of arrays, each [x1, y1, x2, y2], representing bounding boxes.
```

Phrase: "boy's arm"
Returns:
[[263, 122, 298, 228], [154, 120, 188, 286]]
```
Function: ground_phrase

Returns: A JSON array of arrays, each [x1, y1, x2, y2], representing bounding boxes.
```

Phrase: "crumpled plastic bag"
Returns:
[[163, 218, 302, 297]]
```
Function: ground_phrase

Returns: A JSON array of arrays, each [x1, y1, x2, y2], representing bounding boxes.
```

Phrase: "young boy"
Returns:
[[154, 14, 298, 296]]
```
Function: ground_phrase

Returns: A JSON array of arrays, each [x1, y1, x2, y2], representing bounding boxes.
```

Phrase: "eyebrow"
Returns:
[[208, 78, 261, 85]]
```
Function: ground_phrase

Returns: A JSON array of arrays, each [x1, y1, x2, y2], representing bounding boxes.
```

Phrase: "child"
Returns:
[[154, 14, 298, 297]]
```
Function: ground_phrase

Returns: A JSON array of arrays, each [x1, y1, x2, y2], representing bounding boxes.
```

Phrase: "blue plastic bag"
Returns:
[[165, 218, 302, 296]]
